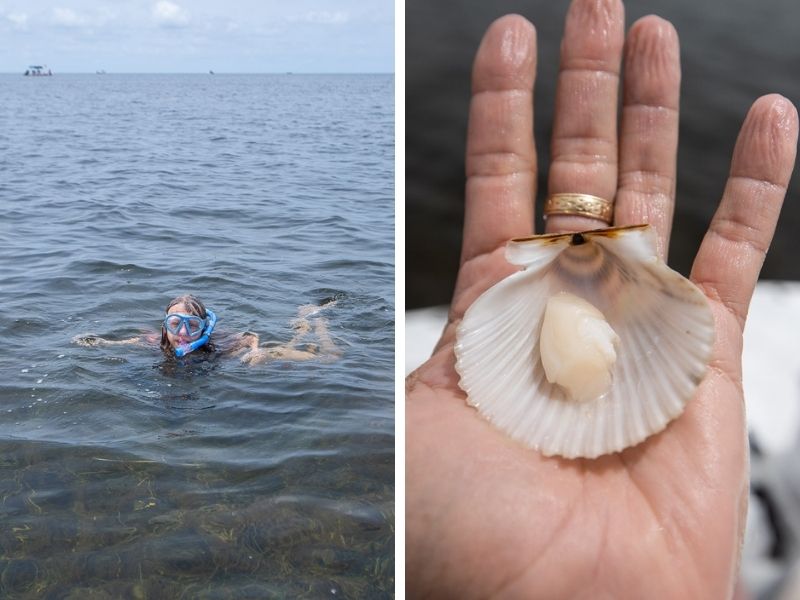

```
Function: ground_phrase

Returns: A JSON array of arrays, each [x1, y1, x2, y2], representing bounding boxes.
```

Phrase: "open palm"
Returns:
[[406, 2, 797, 598]]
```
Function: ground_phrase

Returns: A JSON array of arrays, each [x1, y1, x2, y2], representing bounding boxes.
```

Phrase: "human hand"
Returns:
[[72, 334, 102, 346], [240, 348, 271, 365], [406, 1, 798, 597], [72, 334, 143, 347]]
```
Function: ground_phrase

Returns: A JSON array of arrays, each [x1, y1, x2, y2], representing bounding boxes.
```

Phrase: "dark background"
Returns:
[[407, 0, 800, 309]]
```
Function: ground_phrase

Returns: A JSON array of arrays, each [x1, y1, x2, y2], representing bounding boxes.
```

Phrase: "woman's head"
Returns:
[[160, 294, 209, 351]]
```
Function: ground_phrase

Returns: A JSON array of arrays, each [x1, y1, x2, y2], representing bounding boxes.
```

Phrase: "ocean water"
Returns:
[[0, 74, 394, 597]]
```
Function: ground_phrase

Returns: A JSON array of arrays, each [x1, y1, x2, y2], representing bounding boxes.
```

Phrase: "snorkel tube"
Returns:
[[175, 309, 217, 357]]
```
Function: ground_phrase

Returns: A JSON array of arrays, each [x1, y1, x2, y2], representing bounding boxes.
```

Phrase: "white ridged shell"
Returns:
[[454, 225, 715, 459]]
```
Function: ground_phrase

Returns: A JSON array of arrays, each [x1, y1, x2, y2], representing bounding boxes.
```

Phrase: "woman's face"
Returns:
[[164, 302, 204, 349]]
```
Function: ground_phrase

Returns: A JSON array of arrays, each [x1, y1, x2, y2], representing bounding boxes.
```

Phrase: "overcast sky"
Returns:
[[1, 0, 394, 73]]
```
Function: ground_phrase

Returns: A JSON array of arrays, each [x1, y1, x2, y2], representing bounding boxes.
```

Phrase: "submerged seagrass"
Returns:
[[454, 225, 715, 459]]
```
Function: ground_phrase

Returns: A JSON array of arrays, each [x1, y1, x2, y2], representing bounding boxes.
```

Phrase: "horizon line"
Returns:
[[5, 71, 394, 75]]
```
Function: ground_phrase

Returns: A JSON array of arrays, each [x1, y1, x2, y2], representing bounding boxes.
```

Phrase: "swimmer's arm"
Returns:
[[241, 324, 339, 365], [72, 333, 159, 347], [242, 332, 259, 351], [240, 346, 318, 365], [237, 334, 275, 365], [239, 300, 340, 366], [223, 332, 259, 355], [239, 317, 311, 365], [239, 298, 341, 365]]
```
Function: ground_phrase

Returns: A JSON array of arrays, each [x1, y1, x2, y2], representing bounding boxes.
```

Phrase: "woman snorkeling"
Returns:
[[73, 294, 341, 364]]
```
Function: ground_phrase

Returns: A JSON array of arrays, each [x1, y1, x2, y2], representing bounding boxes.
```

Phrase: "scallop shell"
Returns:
[[454, 225, 714, 459]]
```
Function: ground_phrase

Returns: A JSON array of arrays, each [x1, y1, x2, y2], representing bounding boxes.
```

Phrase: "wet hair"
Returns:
[[160, 294, 215, 353]]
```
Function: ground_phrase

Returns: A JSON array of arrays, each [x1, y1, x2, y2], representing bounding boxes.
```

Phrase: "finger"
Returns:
[[691, 95, 798, 330], [546, 0, 625, 234], [462, 15, 537, 264], [614, 16, 680, 260]]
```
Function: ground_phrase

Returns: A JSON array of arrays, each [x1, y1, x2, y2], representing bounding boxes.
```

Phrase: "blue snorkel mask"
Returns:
[[165, 309, 217, 357]]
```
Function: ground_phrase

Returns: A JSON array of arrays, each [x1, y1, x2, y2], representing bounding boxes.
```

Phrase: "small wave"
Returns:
[[65, 259, 160, 277]]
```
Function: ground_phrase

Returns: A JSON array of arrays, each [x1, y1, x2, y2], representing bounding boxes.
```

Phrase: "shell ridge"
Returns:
[[458, 311, 526, 354], [502, 387, 538, 438], [487, 344, 538, 425], [513, 357, 558, 446], [628, 319, 664, 436], [457, 288, 540, 397], [569, 404, 590, 458], [546, 394, 581, 456], [458, 270, 554, 396], [610, 336, 636, 452], [463, 288, 544, 421], [648, 320, 703, 402], [490, 292, 551, 435], [459, 329, 527, 384], [457, 271, 552, 364], [511, 353, 559, 443], [606, 317, 635, 452], [640, 260, 714, 315], [640, 315, 685, 418], [640, 287, 712, 389], [635, 286, 705, 434], [657, 327, 712, 389], [531, 389, 563, 456], [636, 296, 705, 421], [459, 267, 549, 326], [634, 314, 682, 430], [500, 336, 545, 429], [653, 299, 715, 358], [590, 394, 613, 457], [557, 403, 579, 458]]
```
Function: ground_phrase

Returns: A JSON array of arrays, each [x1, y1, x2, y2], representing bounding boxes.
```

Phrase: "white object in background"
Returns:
[[742, 281, 800, 454], [405, 306, 448, 376]]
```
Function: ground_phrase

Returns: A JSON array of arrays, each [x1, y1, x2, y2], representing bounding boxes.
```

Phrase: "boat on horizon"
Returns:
[[24, 65, 52, 77]]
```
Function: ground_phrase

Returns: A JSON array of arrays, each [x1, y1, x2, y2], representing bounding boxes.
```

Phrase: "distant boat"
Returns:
[[96, 70, 107, 75], [209, 70, 215, 75], [24, 65, 52, 77]]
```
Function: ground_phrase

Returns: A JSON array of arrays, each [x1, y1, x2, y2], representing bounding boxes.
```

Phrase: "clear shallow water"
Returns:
[[0, 74, 394, 597]]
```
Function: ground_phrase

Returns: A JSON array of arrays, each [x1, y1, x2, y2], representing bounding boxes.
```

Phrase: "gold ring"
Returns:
[[543, 193, 614, 224]]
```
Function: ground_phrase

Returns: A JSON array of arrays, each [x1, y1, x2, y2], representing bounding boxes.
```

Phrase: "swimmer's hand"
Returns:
[[72, 334, 142, 347], [296, 297, 338, 320], [288, 318, 312, 333], [240, 348, 271, 365], [72, 334, 102, 346]]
